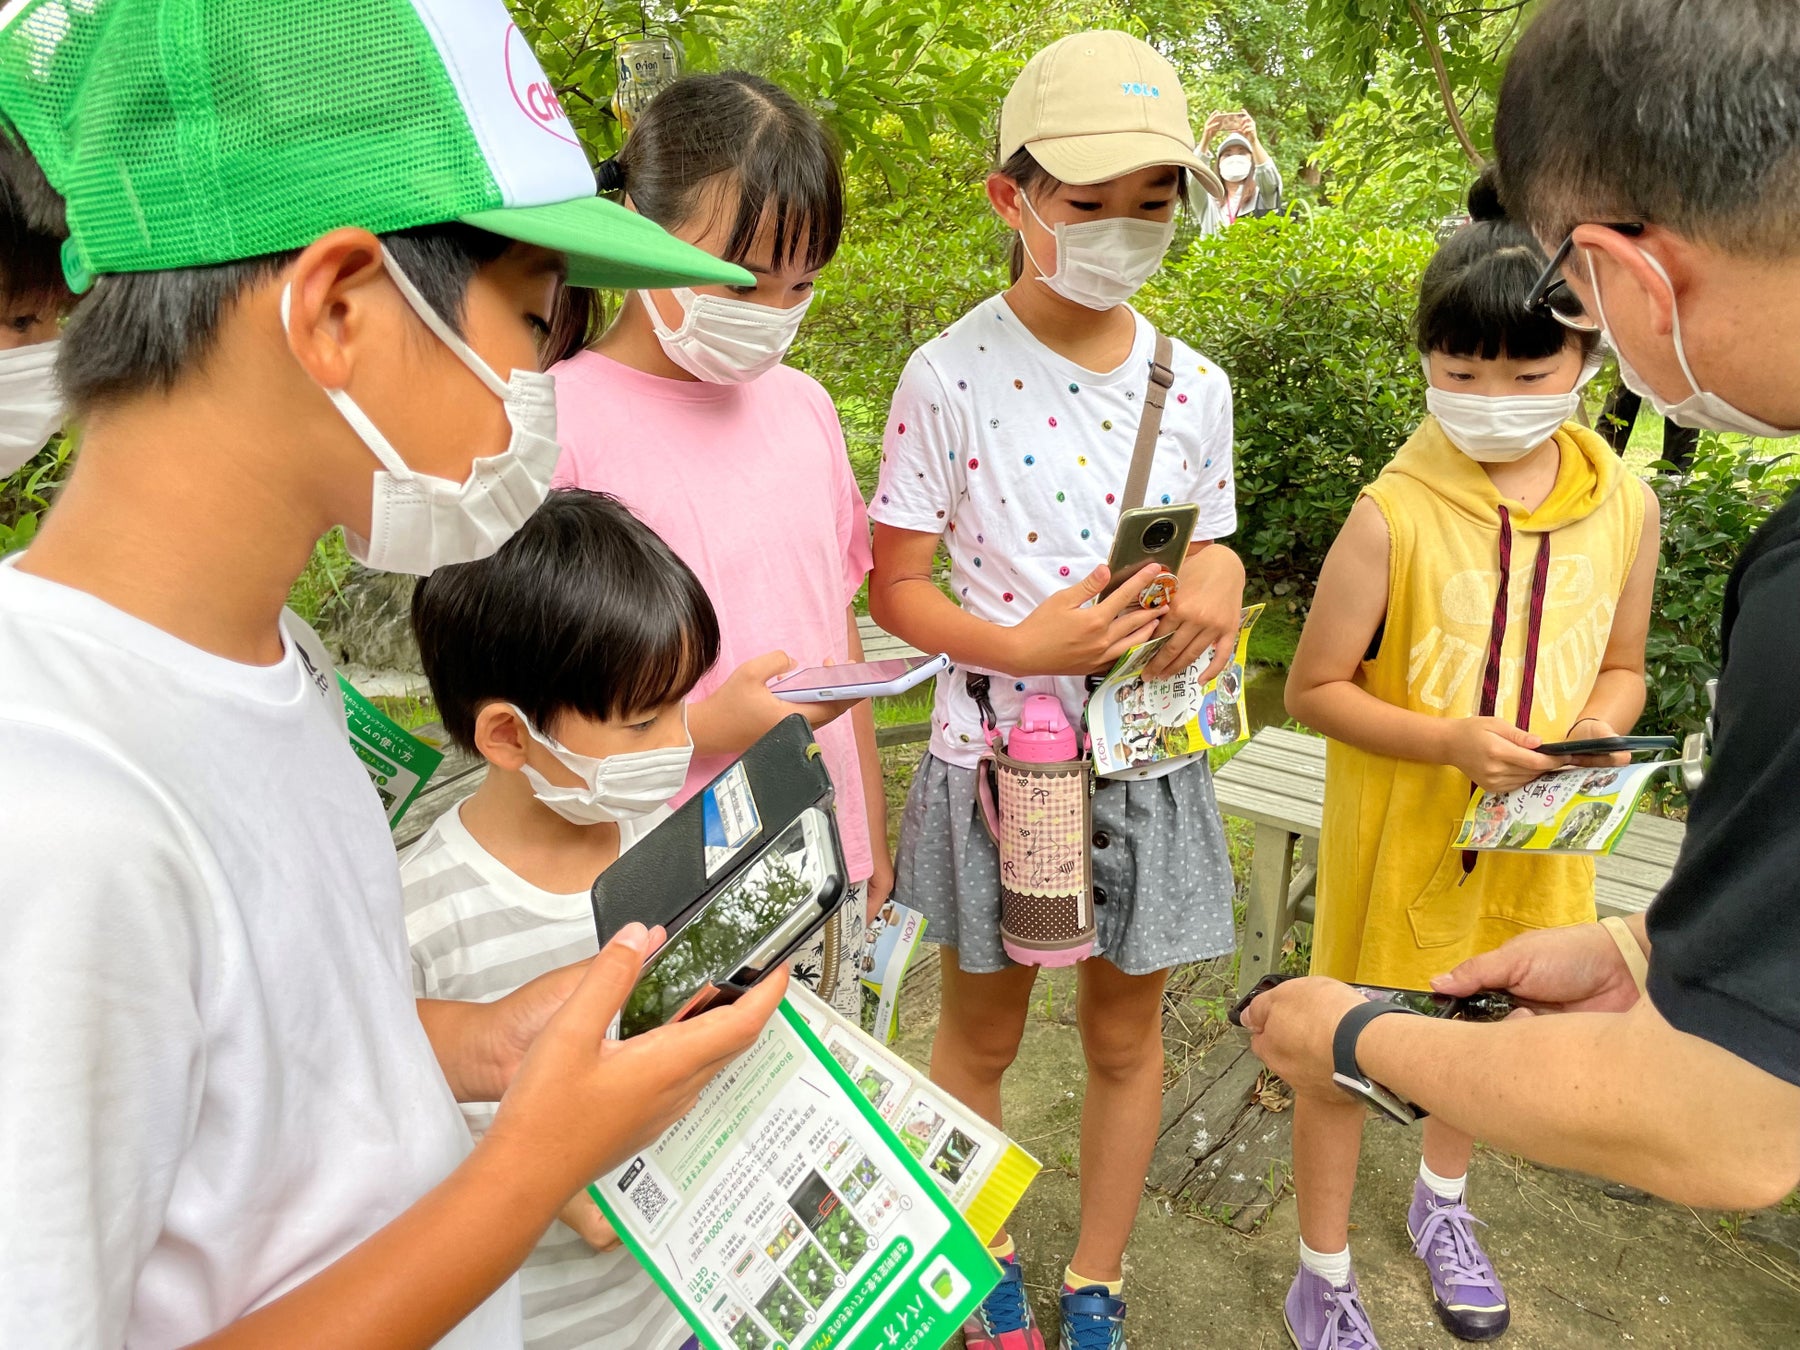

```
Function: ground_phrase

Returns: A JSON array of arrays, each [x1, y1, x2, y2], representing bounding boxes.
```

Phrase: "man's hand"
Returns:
[[1441, 716, 1568, 792], [1144, 544, 1246, 680], [481, 924, 788, 1204], [556, 1191, 621, 1252], [689, 651, 859, 758], [1002, 563, 1164, 676], [1239, 975, 1369, 1099], [1431, 922, 1643, 1015]]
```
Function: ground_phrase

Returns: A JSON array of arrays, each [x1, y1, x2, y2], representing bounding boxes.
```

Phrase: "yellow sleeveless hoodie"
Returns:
[[1310, 416, 1646, 987]]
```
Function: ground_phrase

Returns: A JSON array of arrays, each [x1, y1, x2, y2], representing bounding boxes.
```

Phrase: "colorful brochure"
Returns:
[[859, 901, 928, 1046], [590, 988, 1032, 1350], [1089, 603, 1265, 778], [792, 987, 1038, 1244], [1452, 761, 1672, 855], [338, 675, 442, 827]]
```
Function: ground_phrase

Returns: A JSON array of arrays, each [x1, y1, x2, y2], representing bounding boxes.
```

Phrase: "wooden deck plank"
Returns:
[[855, 613, 923, 661]]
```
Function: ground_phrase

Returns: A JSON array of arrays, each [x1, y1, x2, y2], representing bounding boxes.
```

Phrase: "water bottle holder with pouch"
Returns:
[[969, 673, 1096, 964], [966, 333, 1176, 964]]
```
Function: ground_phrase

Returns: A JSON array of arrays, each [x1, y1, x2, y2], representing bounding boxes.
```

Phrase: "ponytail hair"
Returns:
[[605, 72, 844, 275], [1415, 164, 1601, 362], [538, 74, 842, 369]]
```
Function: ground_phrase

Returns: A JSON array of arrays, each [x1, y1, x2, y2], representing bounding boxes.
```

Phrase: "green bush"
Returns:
[[1139, 210, 1434, 586], [0, 436, 71, 556], [1644, 438, 1793, 742]]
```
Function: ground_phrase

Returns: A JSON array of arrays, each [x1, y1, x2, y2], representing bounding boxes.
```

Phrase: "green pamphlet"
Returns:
[[590, 995, 1004, 1350], [337, 675, 442, 828]]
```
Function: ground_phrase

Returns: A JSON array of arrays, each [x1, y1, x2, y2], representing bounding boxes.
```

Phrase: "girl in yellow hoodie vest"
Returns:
[[1279, 173, 1660, 1348]]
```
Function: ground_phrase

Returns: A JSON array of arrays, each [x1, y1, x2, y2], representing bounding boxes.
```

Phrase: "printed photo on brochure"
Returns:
[[1453, 760, 1673, 855], [1089, 603, 1265, 778], [859, 900, 927, 1045]]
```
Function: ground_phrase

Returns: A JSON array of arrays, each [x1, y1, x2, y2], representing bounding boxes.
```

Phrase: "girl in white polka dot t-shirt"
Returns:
[[866, 28, 1247, 1350]]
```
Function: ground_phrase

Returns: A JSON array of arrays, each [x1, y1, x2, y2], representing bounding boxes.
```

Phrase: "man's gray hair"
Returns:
[[1496, 0, 1800, 255]]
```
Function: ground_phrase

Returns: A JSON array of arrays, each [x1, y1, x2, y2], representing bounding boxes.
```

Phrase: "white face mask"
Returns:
[[643, 287, 811, 384], [1423, 358, 1599, 463], [1589, 244, 1800, 439], [282, 246, 560, 578], [1218, 154, 1253, 184], [514, 706, 693, 825], [1020, 194, 1175, 311], [0, 339, 64, 475]]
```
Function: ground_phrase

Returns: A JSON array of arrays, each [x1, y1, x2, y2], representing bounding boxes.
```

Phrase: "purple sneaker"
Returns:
[[1284, 1264, 1380, 1349], [1408, 1181, 1510, 1341]]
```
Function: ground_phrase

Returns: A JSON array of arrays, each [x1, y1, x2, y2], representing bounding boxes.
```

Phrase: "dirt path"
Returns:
[[891, 962, 1800, 1349]]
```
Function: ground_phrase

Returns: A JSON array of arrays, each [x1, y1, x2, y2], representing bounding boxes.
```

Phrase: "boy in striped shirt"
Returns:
[[403, 489, 717, 1350]]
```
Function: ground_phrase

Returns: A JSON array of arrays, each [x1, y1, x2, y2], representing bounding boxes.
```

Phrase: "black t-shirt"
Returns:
[[1647, 489, 1800, 1086]]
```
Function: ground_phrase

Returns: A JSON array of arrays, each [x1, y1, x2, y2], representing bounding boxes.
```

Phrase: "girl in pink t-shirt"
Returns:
[[549, 73, 886, 1020]]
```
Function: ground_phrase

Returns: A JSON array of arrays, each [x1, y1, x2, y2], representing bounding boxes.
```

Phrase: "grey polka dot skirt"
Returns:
[[894, 753, 1238, 976]]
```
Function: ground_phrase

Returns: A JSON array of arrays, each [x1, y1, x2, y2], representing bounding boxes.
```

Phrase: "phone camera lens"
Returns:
[[1141, 518, 1176, 551]]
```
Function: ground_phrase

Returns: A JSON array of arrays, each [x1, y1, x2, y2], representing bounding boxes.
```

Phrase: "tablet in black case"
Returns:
[[590, 713, 845, 946]]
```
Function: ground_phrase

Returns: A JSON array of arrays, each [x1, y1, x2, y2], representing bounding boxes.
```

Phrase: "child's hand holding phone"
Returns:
[[1002, 562, 1165, 676], [1143, 543, 1246, 680], [480, 924, 788, 1207], [1441, 716, 1570, 793], [688, 650, 859, 757]]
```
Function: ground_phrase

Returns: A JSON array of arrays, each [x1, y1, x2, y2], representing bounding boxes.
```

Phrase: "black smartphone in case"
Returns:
[[591, 715, 848, 1038], [1227, 973, 1515, 1029]]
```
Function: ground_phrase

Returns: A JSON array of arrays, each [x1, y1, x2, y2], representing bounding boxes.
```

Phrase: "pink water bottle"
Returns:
[[1007, 693, 1080, 763], [995, 694, 1095, 966]]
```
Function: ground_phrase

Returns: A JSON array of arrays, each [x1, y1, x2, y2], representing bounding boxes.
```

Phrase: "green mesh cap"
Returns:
[[0, 0, 750, 292]]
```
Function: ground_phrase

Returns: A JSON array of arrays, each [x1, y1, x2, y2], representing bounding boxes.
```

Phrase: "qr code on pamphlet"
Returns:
[[610, 1155, 681, 1240]]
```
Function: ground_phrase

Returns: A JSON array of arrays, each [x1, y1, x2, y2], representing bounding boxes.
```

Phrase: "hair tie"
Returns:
[[595, 158, 626, 194]]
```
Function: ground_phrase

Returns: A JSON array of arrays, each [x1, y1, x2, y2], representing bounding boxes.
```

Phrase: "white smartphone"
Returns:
[[769, 653, 949, 703]]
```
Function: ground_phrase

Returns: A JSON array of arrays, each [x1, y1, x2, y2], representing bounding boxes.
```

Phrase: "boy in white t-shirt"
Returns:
[[404, 489, 715, 1350], [0, 3, 781, 1345]]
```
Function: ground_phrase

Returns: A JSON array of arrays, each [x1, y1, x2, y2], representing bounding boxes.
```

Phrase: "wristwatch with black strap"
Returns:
[[1331, 999, 1426, 1124]]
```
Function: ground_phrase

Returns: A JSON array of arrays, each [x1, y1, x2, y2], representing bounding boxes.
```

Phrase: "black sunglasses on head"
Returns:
[[1524, 222, 1646, 331]]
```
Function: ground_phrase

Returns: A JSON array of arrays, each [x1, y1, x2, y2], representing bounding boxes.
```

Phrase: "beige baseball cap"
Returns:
[[1000, 31, 1223, 199]]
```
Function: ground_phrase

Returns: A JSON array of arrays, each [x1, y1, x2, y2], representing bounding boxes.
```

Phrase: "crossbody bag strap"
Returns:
[[1119, 332, 1175, 518]]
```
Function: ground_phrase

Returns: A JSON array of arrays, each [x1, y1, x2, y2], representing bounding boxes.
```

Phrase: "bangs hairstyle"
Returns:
[[1415, 169, 1601, 362], [411, 490, 719, 751], [609, 72, 844, 275], [996, 147, 1190, 283]]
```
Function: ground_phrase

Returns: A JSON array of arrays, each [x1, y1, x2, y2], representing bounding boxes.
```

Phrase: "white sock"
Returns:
[[1299, 1239, 1352, 1287], [1419, 1158, 1467, 1202]]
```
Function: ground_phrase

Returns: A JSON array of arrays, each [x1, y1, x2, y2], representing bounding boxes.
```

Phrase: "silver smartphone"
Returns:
[[1100, 503, 1200, 606]]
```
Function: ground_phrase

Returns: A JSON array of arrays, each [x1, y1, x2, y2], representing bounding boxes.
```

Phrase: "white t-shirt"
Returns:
[[402, 801, 685, 1350], [869, 295, 1237, 768], [0, 561, 519, 1349]]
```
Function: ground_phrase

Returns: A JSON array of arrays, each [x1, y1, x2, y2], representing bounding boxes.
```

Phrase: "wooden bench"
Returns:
[[1214, 726, 1686, 995], [856, 614, 934, 750]]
